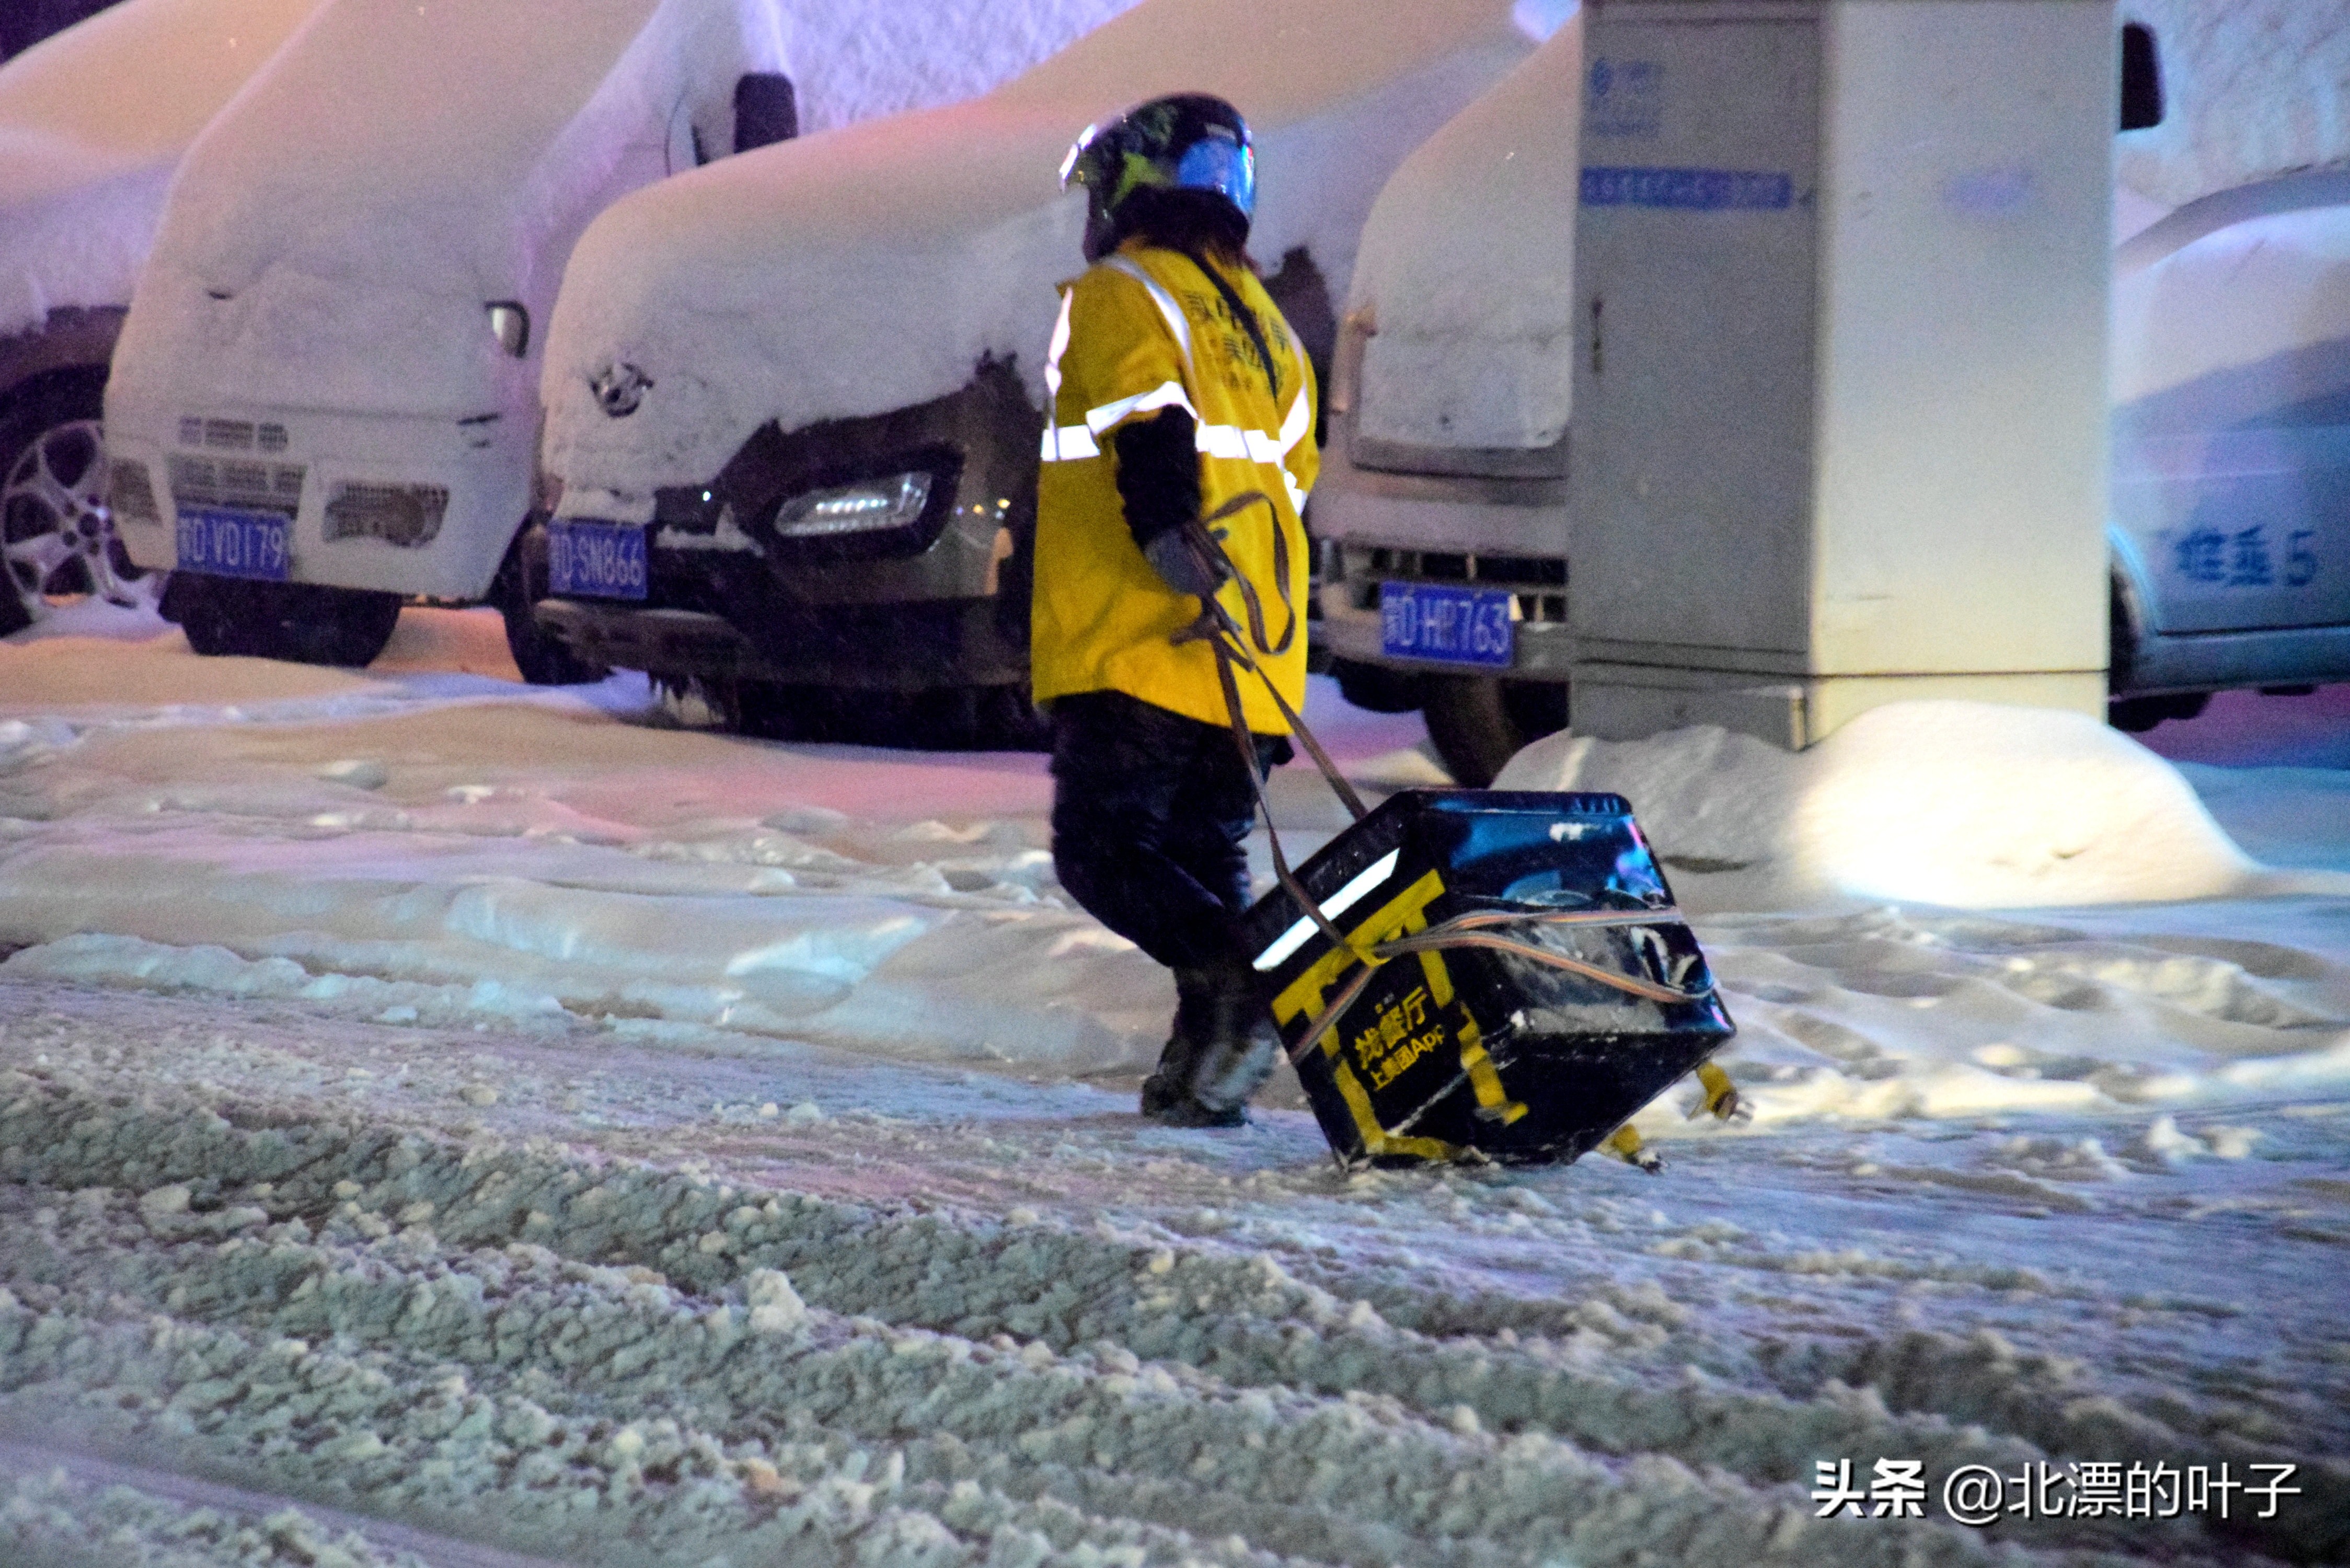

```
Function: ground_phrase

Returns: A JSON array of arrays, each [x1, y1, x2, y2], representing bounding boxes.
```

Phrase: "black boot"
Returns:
[[1183, 959, 1277, 1124], [1138, 1032, 1193, 1117], [1142, 966, 1250, 1127], [1139, 967, 1209, 1117]]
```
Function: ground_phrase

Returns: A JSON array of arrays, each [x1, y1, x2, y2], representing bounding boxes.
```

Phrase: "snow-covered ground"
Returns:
[[2, 602, 2345, 1566]]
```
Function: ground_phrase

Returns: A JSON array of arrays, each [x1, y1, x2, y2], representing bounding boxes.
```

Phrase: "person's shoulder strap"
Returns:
[[1179, 250, 1280, 403]]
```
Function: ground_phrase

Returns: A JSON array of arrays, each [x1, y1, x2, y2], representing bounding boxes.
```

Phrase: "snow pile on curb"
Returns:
[[0, 646, 1176, 1073], [1495, 700, 2264, 909], [5, 627, 2346, 1116]]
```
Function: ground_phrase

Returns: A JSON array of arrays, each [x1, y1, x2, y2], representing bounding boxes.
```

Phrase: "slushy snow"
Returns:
[[1, 608, 2346, 1563], [538, 0, 1535, 512]]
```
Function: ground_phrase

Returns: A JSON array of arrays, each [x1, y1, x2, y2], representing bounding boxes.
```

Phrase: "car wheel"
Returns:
[[1421, 674, 1569, 787], [893, 683, 1051, 751], [165, 572, 402, 667], [1330, 655, 1423, 714], [492, 524, 608, 685], [726, 680, 826, 740], [729, 680, 1047, 750], [1, 373, 146, 634], [976, 683, 1050, 751], [2108, 693, 2209, 732]]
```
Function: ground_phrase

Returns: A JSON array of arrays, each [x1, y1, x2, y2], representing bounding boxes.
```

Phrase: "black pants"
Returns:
[[1050, 690, 1289, 970]]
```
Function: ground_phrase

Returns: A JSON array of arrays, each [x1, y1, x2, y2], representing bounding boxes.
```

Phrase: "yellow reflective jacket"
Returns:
[[1031, 242, 1320, 734]]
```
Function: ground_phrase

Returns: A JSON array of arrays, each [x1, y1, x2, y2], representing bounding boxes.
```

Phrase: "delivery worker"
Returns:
[[1033, 94, 1320, 1127]]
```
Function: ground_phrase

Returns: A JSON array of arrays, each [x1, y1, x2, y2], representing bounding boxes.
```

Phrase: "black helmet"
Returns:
[[1061, 93, 1255, 262]]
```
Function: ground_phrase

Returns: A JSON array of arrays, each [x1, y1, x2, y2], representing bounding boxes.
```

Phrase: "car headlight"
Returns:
[[771, 471, 932, 537]]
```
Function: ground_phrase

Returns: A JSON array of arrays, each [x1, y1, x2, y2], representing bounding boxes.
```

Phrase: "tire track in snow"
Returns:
[[2, 1070, 2334, 1565], [0, 1434, 565, 1568], [0, 1199, 2146, 1568]]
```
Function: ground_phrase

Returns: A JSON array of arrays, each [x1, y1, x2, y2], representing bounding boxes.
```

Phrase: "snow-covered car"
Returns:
[[1313, 2, 2350, 782], [102, 0, 799, 671], [2102, 3, 2350, 730], [1308, 11, 1583, 782], [525, 0, 1537, 745], [0, 0, 317, 637]]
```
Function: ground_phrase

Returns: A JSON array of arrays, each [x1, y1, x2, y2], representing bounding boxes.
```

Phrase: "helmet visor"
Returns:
[[1173, 136, 1255, 221]]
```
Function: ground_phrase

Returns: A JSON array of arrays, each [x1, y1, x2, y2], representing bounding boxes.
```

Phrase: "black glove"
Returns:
[[1143, 526, 1229, 600]]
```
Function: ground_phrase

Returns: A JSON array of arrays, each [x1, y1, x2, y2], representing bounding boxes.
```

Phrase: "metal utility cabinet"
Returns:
[[1568, 0, 2113, 745]]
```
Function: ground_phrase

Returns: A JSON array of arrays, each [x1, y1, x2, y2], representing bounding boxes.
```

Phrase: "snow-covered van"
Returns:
[[0, 0, 317, 637], [102, 0, 798, 671], [1315, 1, 2350, 782], [525, 0, 1537, 744]]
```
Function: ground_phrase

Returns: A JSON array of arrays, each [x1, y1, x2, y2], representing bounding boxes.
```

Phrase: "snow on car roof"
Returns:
[[2117, 0, 2350, 211], [107, 0, 786, 416], [784, 0, 1139, 138], [1343, 0, 2350, 454], [538, 0, 1532, 506], [0, 0, 319, 336], [0, 0, 316, 176]]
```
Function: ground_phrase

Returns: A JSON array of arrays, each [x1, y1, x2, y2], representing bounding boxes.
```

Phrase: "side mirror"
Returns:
[[2119, 22, 2162, 131], [735, 73, 798, 154]]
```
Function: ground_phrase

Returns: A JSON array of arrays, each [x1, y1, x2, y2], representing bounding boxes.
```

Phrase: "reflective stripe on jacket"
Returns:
[[1031, 242, 1319, 734]]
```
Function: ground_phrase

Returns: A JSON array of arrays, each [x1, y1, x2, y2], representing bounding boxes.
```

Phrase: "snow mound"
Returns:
[[1494, 700, 2262, 908]]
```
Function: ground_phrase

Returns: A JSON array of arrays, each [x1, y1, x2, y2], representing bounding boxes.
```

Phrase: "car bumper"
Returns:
[[107, 399, 531, 600], [2119, 621, 2350, 696], [535, 362, 1040, 689], [1309, 430, 1575, 679], [534, 593, 1027, 689]]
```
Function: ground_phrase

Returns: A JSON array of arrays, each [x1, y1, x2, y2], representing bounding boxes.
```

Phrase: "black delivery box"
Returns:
[[1236, 789, 1736, 1168]]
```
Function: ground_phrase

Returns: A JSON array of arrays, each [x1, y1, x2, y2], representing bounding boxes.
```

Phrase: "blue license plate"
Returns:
[[176, 505, 290, 581], [547, 520, 647, 601], [1380, 581, 1515, 668]]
